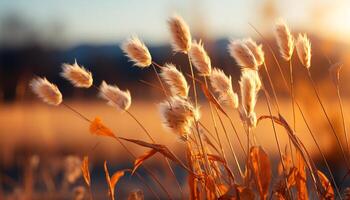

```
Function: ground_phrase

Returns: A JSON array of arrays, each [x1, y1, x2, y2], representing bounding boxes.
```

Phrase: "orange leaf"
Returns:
[[119, 137, 197, 177], [249, 146, 271, 200], [81, 156, 90, 187], [90, 117, 116, 138], [318, 170, 334, 200], [104, 161, 128, 200], [296, 150, 308, 199], [132, 149, 157, 174]]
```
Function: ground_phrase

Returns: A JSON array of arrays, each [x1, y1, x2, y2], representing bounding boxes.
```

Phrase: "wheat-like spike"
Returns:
[[30, 77, 62, 106], [159, 96, 200, 141], [243, 38, 265, 66], [274, 19, 294, 61], [160, 63, 189, 98], [189, 40, 212, 76], [122, 36, 152, 68], [60, 60, 93, 88], [168, 15, 192, 53], [295, 33, 311, 69], [228, 40, 258, 70], [209, 68, 238, 108], [99, 81, 131, 111], [239, 69, 261, 127], [329, 62, 343, 85]]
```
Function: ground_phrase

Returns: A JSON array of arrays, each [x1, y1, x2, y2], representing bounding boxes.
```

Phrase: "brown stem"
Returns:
[[62, 100, 172, 199], [214, 107, 244, 180], [125, 110, 184, 199], [249, 24, 344, 197], [336, 84, 349, 155], [306, 70, 349, 168], [187, 54, 198, 108], [261, 85, 293, 199], [203, 77, 228, 168]]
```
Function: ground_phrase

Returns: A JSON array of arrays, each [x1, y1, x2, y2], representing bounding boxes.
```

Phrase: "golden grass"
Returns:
[[7, 15, 350, 199]]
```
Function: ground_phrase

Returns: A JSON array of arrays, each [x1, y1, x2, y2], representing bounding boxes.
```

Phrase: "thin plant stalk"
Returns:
[[214, 107, 244, 180], [134, 172, 161, 200], [287, 59, 296, 164], [187, 54, 198, 108], [249, 24, 341, 198], [306, 69, 349, 168], [203, 77, 229, 168], [336, 83, 349, 155], [296, 99, 342, 199], [262, 62, 294, 163], [125, 110, 184, 199], [230, 114, 250, 154], [260, 85, 293, 199], [61, 103, 172, 199], [151, 62, 168, 97], [289, 59, 296, 131]]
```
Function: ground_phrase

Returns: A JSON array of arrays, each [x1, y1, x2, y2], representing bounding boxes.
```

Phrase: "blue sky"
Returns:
[[0, 0, 349, 47]]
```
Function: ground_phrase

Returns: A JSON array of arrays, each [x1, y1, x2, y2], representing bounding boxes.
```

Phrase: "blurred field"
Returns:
[[1, 98, 345, 165]]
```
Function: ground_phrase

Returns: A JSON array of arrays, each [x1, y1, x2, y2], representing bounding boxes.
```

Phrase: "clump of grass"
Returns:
[[27, 14, 350, 200]]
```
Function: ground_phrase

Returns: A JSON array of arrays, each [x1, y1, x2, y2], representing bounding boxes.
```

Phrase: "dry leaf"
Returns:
[[132, 149, 157, 174], [119, 137, 197, 177], [318, 170, 334, 200], [81, 156, 90, 187], [104, 161, 128, 200], [258, 114, 326, 193], [296, 150, 308, 199], [249, 146, 271, 200], [90, 117, 116, 138]]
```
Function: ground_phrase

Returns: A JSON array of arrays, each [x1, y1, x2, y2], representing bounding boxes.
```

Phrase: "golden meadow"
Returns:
[[24, 15, 350, 199]]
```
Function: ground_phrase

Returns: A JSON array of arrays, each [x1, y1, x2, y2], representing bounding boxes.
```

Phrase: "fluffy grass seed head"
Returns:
[[189, 40, 212, 76], [239, 70, 261, 127], [168, 15, 192, 53], [274, 19, 294, 61], [329, 62, 343, 85], [60, 60, 93, 88], [122, 36, 152, 68], [228, 40, 258, 70], [30, 77, 62, 106], [99, 81, 131, 111], [296, 33, 311, 69], [243, 38, 265, 66], [210, 68, 239, 108], [159, 96, 200, 141], [160, 63, 189, 98]]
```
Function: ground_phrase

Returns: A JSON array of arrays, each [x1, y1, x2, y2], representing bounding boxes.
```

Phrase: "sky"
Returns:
[[0, 0, 350, 48]]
